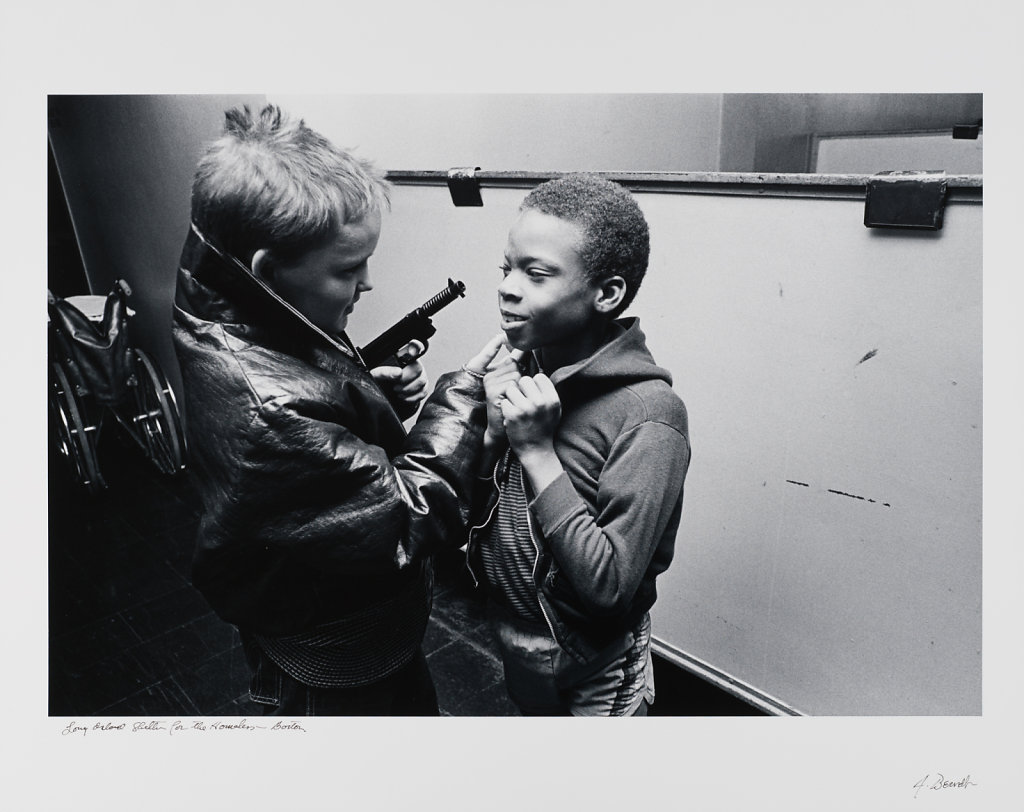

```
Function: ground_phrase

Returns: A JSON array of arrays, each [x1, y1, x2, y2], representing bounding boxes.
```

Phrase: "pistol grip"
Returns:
[[396, 339, 428, 366]]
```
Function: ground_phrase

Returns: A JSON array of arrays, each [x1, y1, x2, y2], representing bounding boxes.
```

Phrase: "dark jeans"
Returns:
[[244, 640, 440, 716]]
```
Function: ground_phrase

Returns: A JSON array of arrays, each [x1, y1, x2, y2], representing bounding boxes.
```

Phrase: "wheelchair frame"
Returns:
[[48, 284, 186, 494]]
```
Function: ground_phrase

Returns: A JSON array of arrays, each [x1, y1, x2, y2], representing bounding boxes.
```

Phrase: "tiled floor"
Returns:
[[49, 417, 761, 718], [48, 424, 518, 717]]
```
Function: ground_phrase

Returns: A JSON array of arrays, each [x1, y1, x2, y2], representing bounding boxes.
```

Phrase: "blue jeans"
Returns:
[[244, 638, 439, 716]]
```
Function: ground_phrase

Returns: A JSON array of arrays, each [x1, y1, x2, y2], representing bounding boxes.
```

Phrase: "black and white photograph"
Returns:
[[45, 91, 985, 719], [6, 2, 1022, 810]]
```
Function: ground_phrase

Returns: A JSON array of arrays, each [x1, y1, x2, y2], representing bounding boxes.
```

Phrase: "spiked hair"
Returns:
[[191, 104, 390, 264]]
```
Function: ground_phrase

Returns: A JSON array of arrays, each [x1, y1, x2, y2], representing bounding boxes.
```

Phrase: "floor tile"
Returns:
[[430, 585, 490, 638], [174, 646, 253, 715], [48, 576, 118, 637], [50, 614, 140, 670], [450, 676, 520, 717], [426, 635, 506, 717], [142, 520, 199, 579], [97, 677, 200, 716], [130, 623, 221, 682], [86, 555, 189, 616], [120, 584, 213, 642], [210, 692, 264, 718], [51, 648, 155, 716], [421, 617, 456, 657], [187, 611, 242, 656]]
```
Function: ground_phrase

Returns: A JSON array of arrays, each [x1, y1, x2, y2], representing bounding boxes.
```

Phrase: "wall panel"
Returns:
[[356, 178, 982, 716]]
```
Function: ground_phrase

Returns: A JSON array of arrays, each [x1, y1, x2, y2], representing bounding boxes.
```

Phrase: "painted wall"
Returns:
[[48, 94, 264, 401], [719, 93, 984, 172], [359, 181, 982, 715], [815, 131, 984, 174], [270, 93, 725, 173], [277, 93, 983, 176]]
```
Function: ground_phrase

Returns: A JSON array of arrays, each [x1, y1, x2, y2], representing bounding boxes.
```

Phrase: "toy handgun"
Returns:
[[358, 278, 467, 369]]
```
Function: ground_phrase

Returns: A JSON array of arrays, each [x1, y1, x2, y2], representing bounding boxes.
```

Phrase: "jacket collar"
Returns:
[[177, 223, 367, 366]]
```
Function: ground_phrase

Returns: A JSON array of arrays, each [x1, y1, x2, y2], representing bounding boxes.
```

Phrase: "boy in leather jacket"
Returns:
[[172, 104, 504, 715], [470, 174, 690, 716]]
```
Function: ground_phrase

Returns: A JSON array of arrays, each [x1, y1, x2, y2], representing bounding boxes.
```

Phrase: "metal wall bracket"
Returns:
[[952, 119, 982, 140], [447, 166, 483, 207], [864, 170, 948, 231]]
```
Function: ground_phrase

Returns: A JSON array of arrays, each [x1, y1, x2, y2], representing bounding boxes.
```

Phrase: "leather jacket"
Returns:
[[171, 225, 487, 649]]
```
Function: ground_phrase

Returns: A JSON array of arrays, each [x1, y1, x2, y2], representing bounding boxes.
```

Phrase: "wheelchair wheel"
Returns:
[[48, 361, 105, 494], [128, 349, 186, 476]]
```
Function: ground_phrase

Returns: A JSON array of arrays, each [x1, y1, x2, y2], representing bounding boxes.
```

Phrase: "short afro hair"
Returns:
[[519, 173, 650, 317]]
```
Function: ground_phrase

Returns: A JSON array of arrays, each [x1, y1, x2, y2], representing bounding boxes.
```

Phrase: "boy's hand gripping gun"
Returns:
[[358, 278, 467, 369]]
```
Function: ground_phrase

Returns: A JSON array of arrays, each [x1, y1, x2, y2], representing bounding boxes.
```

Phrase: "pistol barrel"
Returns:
[[358, 278, 467, 369]]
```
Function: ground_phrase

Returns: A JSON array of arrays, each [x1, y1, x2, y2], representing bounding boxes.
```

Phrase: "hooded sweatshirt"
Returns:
[[467, 317, 690, 663]]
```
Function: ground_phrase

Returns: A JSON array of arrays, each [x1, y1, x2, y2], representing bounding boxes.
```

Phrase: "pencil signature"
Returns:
[[913, 773, 977, 798]]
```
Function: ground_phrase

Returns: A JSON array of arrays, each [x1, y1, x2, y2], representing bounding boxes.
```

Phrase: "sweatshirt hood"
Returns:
[[541, 318, 672, 389]]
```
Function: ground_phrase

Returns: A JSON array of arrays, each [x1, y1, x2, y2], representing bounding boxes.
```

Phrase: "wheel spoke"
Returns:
[[131, 350, 186, 475], [49, 362, 104, 493]]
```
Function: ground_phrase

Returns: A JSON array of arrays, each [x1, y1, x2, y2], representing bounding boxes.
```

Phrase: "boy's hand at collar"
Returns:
[[482, 343, 526, 449], [500, 374, 564, 494]]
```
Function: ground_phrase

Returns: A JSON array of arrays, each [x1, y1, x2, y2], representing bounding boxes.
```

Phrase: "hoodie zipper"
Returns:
[[464, 452, 504, 588], [520, 462, 559, 641], [465, 450, 560, 641]]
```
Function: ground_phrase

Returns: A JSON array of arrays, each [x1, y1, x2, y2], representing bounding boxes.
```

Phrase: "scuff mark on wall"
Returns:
[[857, 349, 879, 365], [827, 488, 892, 507], [784, 478, 892, 507]]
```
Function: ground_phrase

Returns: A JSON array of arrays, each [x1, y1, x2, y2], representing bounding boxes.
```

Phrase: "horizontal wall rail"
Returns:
[[385, 170, 983, 203]]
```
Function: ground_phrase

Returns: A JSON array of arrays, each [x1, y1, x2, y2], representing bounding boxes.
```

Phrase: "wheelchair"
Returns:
[[48, 279, 186, 494]]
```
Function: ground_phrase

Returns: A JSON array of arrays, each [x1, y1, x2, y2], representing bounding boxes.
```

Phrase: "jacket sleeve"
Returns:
[[528, 419, 690, 616], [216, 368, 486, 574]]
